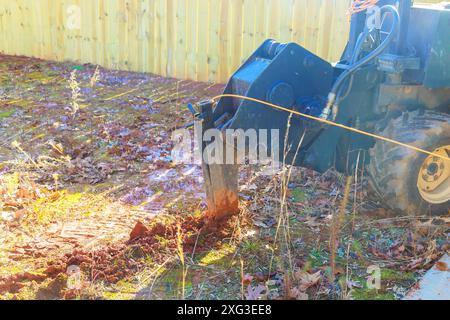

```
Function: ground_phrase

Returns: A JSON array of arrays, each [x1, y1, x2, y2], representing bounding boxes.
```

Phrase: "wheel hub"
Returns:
[[417, 145, 450, 204]]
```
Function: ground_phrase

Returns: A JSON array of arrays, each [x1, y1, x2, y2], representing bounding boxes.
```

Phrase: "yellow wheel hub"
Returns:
[[417, 145, 450, 204]]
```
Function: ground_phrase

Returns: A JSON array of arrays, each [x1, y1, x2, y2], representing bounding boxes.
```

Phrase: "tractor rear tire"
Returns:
[[369, 110, 450, 216]]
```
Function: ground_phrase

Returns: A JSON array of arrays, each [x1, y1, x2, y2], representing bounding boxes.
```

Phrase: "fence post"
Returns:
[[198, 100, 240, 220]]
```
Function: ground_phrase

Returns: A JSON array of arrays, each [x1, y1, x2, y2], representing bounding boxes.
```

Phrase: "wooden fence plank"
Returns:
[[208, 0, 220, 82], [175, 0, 187, 79], [197, 0, 209, 81], [231, 0, 243, 69], [242, 0, 256, 59], [218, 0, 230, 83], [186, 0, 198, 80]]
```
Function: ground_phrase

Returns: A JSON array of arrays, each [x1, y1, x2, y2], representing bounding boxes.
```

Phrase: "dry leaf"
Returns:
[[14, 209, 27, 220], [245, 284, 266, 300], [16, 188, 35, 199], [435, 262, 449, 272], [289, 287, 309, 300], [129, 221, 149, 242], [304, 217, 321, 228], [295, 270, 322, 291], [346, 280, 363, 289], [242, 274, 253, 285]]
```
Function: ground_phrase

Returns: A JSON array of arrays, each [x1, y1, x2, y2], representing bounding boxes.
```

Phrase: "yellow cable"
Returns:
[[211, 94, 450, 162]]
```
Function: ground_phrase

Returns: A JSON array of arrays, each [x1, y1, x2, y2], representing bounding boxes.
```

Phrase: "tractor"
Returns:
[[189, 0, 450, 218]]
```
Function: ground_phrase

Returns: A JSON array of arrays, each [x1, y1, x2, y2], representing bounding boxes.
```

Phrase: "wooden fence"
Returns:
[[0, 0, 443, 83]]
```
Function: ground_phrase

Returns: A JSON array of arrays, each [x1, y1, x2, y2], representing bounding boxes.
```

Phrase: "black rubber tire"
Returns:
[[369, 110, 450, 216]]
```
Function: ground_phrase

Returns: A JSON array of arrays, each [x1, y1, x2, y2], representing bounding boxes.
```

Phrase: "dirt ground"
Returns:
[[0, 55, 448, 300]]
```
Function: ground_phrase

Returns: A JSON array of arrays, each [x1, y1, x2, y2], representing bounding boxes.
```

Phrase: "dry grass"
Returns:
[[90, 66, 101, 88], [176, 223, 188, 300], [330, 175, 352, 298], [68, 69, 81, 115]]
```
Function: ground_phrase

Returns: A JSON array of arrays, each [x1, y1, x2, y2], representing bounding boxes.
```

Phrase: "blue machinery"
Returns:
[[191, 0, 450, 217]]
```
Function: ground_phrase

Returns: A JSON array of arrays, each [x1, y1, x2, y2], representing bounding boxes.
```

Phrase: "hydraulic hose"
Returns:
[[351, 29, 370, 65], [337, 29, 370, 102], [321, 5, 401, 120]]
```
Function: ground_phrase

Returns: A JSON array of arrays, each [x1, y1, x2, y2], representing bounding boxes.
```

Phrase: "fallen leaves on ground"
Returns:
[[435, 262, 449, 272], [294, 270, 322, 291], [245, 284, 267, 300]]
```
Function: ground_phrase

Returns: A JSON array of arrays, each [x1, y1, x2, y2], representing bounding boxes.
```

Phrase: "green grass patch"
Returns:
[[381, 268, 416, 282], [291, 188, 307, 202], [0, 109, 15, 119], [199, 244, 237, 267], [351, 288, 395, 300]]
